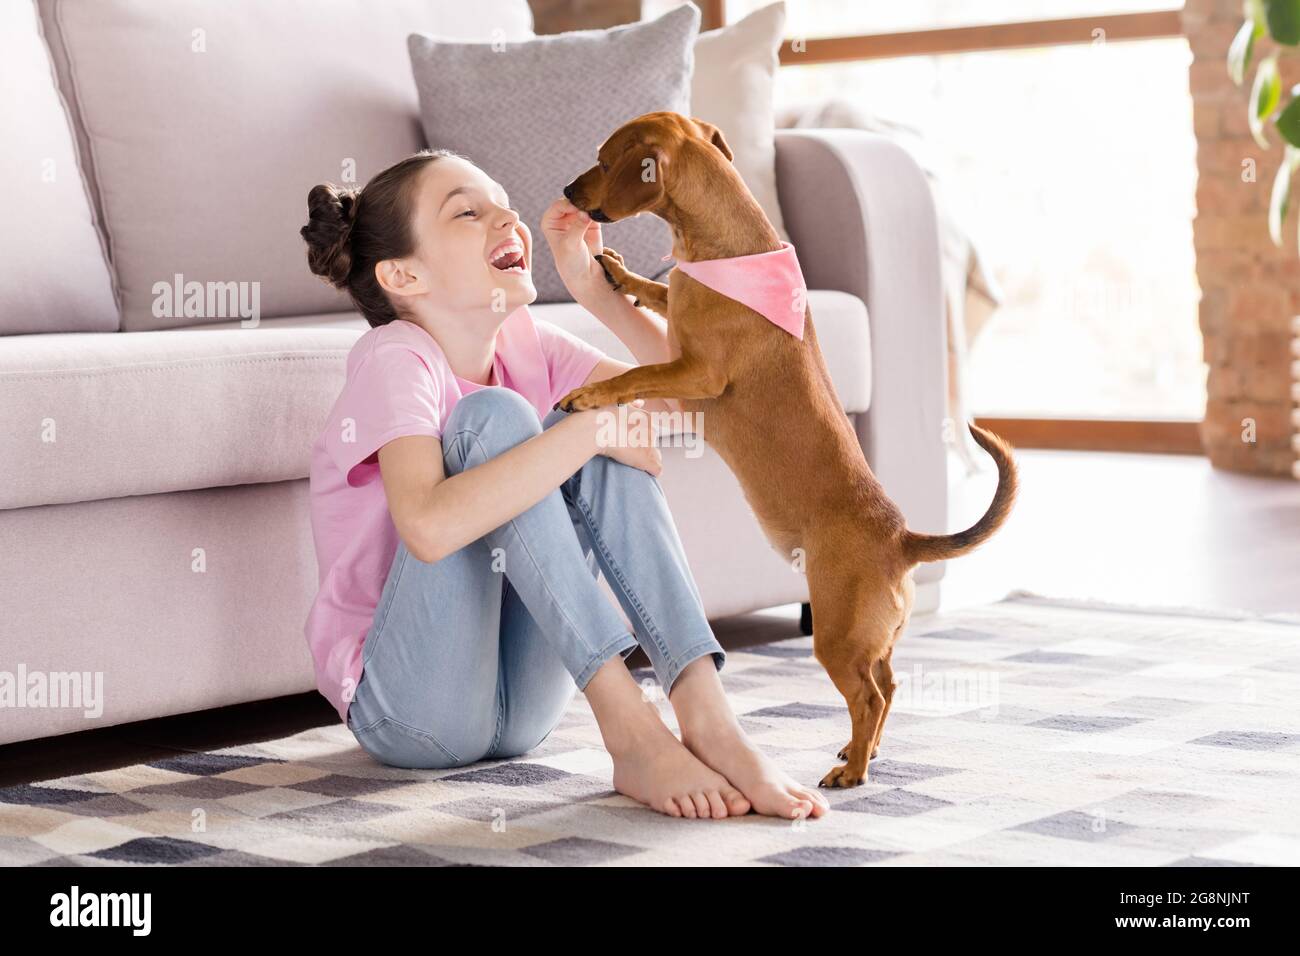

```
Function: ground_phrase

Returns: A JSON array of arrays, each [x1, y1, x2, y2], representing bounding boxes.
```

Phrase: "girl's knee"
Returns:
[[444, 388, 543, 466]]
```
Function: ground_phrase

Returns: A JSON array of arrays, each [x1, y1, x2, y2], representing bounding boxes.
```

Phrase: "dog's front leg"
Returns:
[[555, 358, 725, 412], [596, 248, 669, 318]]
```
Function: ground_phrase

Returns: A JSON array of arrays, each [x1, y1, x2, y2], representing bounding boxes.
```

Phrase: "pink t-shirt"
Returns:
[[305, 305, 606, 724]]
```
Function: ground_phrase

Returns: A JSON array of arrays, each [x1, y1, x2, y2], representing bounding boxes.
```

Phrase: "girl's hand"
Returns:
[[591, 400, 662, 476], [541, 198, 613, 306]]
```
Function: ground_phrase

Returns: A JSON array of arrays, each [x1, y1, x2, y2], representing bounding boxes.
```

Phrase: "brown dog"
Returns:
[[558, 112, 1017, 788]]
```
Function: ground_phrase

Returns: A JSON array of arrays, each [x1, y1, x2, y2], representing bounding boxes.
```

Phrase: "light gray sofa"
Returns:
[[0, 0, 948, 747]]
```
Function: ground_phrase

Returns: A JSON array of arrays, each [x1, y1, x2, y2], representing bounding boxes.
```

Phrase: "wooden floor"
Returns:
[[4, 450, 1297, 788], [938, 449, 1300, 615]]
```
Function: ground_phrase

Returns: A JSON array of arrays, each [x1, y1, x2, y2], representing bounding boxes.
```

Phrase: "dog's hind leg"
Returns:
[[870, 653, 895, 759], [837, 652, 894, 762], [596, 249, 669, 317], [819, 657, 885, 788]]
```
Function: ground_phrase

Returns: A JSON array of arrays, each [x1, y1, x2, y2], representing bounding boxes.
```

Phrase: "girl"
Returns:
[[301, 148, 829, 821]]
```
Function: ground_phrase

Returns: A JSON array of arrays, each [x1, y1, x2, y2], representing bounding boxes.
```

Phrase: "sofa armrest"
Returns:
[[774, 128, 949, 571]]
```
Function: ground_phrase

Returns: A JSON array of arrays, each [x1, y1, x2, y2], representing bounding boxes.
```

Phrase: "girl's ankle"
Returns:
[[600, 700, 667, 756]]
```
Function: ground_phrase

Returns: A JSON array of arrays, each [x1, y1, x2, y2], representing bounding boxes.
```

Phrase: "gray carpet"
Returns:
[[3, 594, 1298, 866]]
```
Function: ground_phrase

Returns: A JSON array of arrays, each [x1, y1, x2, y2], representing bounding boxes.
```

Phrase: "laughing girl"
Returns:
[[300, 148, 828, 821]]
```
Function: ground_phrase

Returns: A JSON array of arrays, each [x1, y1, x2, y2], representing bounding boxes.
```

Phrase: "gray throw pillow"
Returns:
[[408, 3, 700, 302]]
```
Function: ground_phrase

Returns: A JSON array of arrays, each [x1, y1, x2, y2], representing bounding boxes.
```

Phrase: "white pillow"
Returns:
[[691, 2, 789, 241], [2, 0, 117, 334]]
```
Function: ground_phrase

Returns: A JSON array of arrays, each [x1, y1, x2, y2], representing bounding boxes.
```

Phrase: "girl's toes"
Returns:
[[663, 797, 683, 817], [773, 791, 809, 819], [690, 792, 712, 818], [723, 787, 752, 816], [705, 791, 730, 818], [791, 785, 828, 815]]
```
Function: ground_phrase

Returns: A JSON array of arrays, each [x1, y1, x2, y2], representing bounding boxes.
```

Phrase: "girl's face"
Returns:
[[389, 156, 536, 318]]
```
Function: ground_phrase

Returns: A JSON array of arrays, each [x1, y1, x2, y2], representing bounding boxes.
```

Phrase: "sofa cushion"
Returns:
[[0, 290, 867, 511], [0, 325, 357, 511], [408, 3, 699, 304], [37, 0, 535, 332], [1, 0, 117, 336], [180, 287, 871, 411]]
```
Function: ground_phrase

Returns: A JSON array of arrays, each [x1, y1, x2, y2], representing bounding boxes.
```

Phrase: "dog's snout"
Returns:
[[589, 209, 611, 223], [562, 182, 577, 203]]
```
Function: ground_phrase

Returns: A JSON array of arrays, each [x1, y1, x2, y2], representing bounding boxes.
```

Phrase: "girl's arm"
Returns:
[[541, 198, 683, 415], [378, 408, 659, 564], [580, 284, 673, 367], [380, 415, 596, 564]]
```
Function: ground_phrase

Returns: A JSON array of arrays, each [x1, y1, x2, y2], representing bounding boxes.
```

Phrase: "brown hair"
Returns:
[[300, 148, 463, 328]]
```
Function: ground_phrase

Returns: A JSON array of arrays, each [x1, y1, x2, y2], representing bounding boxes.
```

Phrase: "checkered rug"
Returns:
[[4, 594, 1298, 866]]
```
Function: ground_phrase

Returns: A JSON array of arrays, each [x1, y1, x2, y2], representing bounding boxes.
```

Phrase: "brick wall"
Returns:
[[1186, 0, 1300, 477], [528, 0, 639, 33]]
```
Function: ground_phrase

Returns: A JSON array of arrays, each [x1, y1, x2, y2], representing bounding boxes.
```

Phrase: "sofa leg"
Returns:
[[799, 602, 813, 636]]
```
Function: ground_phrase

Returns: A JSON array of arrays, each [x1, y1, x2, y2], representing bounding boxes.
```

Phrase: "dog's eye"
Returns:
[[599, 161, 609, 173]]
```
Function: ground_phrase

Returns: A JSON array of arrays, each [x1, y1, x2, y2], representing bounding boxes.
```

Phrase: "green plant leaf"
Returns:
[[1251, 55, 1282, 147], [1269, 146, 1300, 245], [1268, 0, 1300, 44], [1277, 90, 1300, 145], [1230, 19, 1264, 86]]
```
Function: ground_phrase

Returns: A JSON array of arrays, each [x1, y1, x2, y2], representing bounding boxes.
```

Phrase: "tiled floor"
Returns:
[[3, 449, 1297, 790]]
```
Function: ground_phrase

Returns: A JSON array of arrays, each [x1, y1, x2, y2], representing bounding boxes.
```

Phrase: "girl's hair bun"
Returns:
[[301, 183, 360, 288], [297, 149, 459, 327]]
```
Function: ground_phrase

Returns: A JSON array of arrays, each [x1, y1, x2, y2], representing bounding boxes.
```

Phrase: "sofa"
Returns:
[[0, 0, 948, 747]]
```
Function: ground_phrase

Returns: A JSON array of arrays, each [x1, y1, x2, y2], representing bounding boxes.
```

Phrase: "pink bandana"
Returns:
[[670, 241, 807, 339]]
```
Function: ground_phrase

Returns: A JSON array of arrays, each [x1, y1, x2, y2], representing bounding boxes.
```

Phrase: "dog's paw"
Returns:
[[554, 385, 602, 413], [594, 252, 625, 292], [594, 248, 636, 293], [818, 764, 866, 789]]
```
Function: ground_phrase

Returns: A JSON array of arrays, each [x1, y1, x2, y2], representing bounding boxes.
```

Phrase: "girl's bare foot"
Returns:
[[606, 707, 751, 818], [585, 652, 749, 818], [670, 658, 830, 820], [680, 721, 829, 820]]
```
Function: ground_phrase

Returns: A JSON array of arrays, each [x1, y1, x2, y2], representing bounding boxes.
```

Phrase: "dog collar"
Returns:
[[669, 241, 807, 339]]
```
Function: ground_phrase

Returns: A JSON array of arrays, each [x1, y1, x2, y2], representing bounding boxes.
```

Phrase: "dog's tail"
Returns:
[[902, 423, 1018, 565]]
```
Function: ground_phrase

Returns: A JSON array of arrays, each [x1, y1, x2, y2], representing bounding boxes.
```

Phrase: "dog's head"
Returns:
[[562, 111, 733, 223]]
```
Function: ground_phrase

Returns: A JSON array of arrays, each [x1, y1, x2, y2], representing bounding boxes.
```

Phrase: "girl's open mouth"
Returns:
[[488, 239, 527, 273]]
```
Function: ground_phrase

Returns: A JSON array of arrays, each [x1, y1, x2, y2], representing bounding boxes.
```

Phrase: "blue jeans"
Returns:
[[345, 386, 726, 769]]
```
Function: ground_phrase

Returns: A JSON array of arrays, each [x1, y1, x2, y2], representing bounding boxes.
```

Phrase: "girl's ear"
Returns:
[[375, 258, 424, 298]]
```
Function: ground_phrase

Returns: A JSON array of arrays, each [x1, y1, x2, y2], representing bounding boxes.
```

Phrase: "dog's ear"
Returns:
[[691, 117, 733, 163]]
